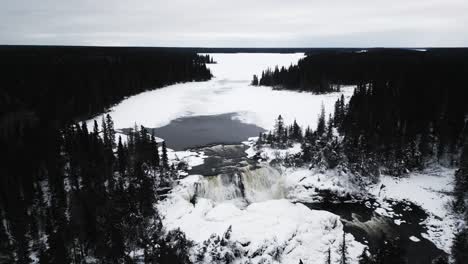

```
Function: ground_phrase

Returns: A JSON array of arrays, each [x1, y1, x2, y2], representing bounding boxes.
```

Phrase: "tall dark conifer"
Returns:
[[162, 141, 169, 170], [316, 105, 326, 137], [106, 114, 116, 148]]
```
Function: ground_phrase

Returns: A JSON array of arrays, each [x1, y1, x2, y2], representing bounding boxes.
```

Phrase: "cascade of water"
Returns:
[[195, 173, 244, 202], [240, 166, 284, 203], [195, 165, 284, 203]]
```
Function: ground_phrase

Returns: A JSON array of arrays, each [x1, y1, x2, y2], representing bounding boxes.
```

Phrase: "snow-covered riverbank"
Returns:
[[243, 137, 461, 255], [369, 167, 461, 253]]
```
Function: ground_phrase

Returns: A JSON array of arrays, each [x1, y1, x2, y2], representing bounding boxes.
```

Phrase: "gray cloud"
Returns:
[[1, 0, 467, 46]]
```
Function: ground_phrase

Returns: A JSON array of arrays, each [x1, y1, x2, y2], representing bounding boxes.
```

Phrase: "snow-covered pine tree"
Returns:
[[316, 104, 326, 137]]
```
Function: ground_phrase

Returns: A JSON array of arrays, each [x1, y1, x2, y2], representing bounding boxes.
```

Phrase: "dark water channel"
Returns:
[[303, 197, 445, 263]]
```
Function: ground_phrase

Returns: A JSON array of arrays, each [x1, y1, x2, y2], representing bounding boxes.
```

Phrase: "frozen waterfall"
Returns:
[[195, 165, 284, 203]]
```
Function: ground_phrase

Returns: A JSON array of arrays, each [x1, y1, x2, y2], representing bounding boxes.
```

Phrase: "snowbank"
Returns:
[[284, 168, 362, 202]]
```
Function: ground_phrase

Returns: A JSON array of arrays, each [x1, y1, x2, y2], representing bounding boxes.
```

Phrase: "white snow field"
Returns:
[[89, 53, 354, 131]]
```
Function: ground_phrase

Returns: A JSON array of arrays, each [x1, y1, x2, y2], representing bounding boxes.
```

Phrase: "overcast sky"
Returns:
[[1, 0, 467, 47]]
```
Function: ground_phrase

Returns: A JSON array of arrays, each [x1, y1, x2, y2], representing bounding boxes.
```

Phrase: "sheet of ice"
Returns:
[[369, 166, 461, 253], [88, 53, 354, 131], [159, 178, 365, 264]]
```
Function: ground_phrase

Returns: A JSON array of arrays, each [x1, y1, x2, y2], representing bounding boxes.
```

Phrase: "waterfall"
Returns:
[[195, 173, 244, 202], [195, 165, 284, 203], [240, 166, 284, 202]]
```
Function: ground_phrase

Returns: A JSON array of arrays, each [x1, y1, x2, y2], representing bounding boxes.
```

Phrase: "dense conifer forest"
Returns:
[[0, 47, 211, 263]]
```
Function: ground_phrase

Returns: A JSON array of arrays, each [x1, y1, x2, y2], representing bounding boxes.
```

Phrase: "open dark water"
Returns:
[[150, 113, 264, 151], [304, 199, 445, 263]]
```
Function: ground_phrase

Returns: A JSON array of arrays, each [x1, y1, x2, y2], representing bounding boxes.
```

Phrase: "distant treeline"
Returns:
[[253, 48, 468, 94], [251, 65, 341, 93], [0, 46, 212, 263]]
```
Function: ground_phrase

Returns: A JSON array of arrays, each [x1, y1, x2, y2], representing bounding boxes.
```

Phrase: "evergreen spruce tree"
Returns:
[[274, 115, 285, 142], [105, 114, 116, 148], [101, 116, 109, 147], [304, 126, 313, 142], [326, 114, 334, 140], [316, 104, 326, 137], [93, 120, 99, 137], [117, 136, 126, 176], [292, 119, 303, 141], [162, 141, 169, 169], [251, 75, 259, 86]]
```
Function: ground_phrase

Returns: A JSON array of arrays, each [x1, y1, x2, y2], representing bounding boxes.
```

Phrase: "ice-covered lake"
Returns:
[[89, 53, 354, 149]]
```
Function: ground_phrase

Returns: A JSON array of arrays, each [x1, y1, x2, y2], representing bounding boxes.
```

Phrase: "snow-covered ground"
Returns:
[[158, 176, 365, 264], [88, 53, 354, 131]]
